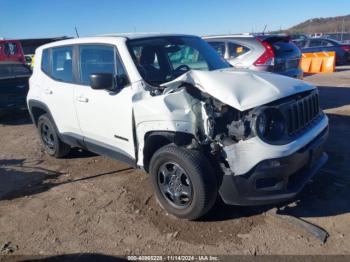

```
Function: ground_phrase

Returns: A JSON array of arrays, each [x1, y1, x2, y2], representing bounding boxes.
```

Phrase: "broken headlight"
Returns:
[[256, 108, 286, 142]]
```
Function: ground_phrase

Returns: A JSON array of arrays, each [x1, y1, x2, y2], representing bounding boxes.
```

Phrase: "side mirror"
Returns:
[[89, 73, 115, 91]]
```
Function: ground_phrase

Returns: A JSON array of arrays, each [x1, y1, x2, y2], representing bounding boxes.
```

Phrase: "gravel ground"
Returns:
[[0, 67, 350, 258]]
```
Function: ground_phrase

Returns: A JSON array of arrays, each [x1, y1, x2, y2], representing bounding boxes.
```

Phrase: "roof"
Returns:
[[203, 33, 254, 39], [35, 33, 199, 51], [99, 32, 197, 40], [203, 33, 289, 40]]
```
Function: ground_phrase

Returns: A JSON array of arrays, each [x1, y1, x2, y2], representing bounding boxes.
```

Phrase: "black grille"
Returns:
[[286, 92, 320, 135]]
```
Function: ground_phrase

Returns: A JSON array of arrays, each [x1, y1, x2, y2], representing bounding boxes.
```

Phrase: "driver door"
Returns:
[[74, 44, 135, 163]]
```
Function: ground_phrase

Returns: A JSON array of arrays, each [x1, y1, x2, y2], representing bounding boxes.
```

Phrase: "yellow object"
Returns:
[[321, 51, 336, 73], [300, 53, 312, 73], [299, 52, 335, 74], [309, 53, 323, 73], [31, 55, 35, 69], [236, 46, 243, 54]]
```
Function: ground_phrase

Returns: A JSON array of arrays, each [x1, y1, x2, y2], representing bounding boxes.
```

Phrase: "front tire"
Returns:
[[37, 114, 70, 158], [149, 144, 217, 220]]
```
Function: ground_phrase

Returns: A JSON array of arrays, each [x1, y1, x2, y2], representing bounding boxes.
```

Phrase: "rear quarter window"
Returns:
[[41, 49, 50, 74], [227, 42, 250, 59]]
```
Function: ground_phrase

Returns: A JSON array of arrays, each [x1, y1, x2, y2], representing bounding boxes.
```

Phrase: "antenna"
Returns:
[[262, 24, 267, 35], [75, 26, 80, 38]]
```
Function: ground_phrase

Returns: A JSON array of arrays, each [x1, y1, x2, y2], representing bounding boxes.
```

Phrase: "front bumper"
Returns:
[[219, 125, 328, 206]]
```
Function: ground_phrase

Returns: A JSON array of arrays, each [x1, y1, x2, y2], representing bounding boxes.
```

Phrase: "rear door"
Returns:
[[265, 36, 301, 74], [39, 46, 81, 135]]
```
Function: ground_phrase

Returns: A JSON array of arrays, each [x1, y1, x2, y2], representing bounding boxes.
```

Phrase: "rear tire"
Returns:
[[37, 114, 70, 158], [149, 144, 217, 220]]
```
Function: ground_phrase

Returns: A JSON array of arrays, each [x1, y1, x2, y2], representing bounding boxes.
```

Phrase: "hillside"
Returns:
[[286, 14, 350, 34]]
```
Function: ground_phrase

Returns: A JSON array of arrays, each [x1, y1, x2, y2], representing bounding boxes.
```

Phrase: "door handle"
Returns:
[[77, 96, 89, 103], [44, 89, 53, 95]]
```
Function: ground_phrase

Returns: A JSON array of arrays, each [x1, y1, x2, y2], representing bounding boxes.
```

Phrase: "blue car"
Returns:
[[294, 38, 350, 65]]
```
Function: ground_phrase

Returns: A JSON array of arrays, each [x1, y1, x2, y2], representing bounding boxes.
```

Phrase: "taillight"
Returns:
[[341, 45, 350, 52], [254, 39, 275, 66]]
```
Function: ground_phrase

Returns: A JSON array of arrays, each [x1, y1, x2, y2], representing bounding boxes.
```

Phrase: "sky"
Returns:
[[0, 0, 349, 39]]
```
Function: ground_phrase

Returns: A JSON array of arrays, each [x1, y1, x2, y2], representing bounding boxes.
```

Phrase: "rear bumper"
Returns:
[[0, 77, 29, 113], [274, 68, 303, 79], [219, 125, 328, 206]]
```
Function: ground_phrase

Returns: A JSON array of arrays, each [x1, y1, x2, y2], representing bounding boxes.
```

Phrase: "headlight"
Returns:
[[256, 108, 286, 142]]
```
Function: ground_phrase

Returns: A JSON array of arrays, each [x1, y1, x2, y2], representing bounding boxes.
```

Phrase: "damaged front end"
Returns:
[[149, 69, 329, 205], [156, 68, 321, 156]]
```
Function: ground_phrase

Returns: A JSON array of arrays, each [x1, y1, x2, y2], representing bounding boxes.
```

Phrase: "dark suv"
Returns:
[[0, 62, 31, 116]]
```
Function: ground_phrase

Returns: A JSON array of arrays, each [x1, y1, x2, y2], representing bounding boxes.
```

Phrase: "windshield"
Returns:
[[127, 36, 230, 85]]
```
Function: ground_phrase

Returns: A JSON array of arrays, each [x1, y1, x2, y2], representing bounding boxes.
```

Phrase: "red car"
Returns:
[[0, 40, 25, 64], [0, 40, 30, 116]]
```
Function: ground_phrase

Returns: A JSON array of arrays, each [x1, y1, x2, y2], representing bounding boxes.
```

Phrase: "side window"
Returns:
[[227, 42, 250, 59], [295, 40, 306, 48], [51, 46, 73, 82], [309, 40, 323, 47], [41, 49, 50, 74], [79, 45, 115, 85], [323, 40, 334, 46], [208, 41, 226, 57], [167, 45, 209, 70]]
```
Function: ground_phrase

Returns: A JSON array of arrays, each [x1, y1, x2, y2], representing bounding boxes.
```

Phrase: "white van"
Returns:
[[27, 34, 328, 219]]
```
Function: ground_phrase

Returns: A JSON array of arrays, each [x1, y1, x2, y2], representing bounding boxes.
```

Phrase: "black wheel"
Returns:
[[149, 144, 217, 220], [37, 114, 70, 158]]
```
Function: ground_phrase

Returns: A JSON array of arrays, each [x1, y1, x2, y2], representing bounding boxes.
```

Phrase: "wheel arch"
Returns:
[[28, 100, 54, 127], [142, 131, 195, 172]]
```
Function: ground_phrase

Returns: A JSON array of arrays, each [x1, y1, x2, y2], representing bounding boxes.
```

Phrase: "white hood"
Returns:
[[162, 69, 315, 111]]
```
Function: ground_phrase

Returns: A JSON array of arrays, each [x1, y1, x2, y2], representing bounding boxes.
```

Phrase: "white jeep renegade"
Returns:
[[27, 34, 329, 220]]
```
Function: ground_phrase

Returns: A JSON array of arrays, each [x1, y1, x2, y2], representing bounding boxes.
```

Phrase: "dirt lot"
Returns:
[[0, 68, 350, 257]]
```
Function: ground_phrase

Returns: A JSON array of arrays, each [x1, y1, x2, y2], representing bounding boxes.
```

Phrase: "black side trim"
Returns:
[[27, 100, 55, 126], [60, 132, 86, 149], [84, 137, 136, 168], [27, 101, 136, 168], [61, 132, 136, 167], [114, 135, 129, 141]]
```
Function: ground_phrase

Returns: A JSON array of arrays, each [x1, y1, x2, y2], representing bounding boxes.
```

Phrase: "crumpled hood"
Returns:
[[161, 68, 315, 111]]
